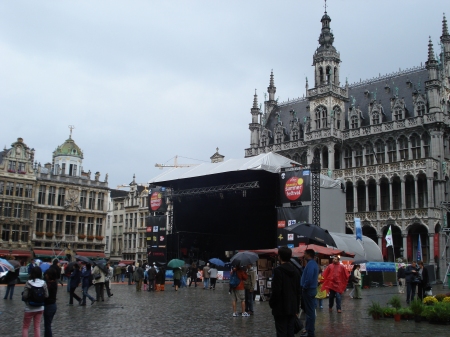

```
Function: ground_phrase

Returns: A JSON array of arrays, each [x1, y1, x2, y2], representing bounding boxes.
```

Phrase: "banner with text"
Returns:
[[148, 186, 167, 213], [279, 169, 311, 204], [146, 215, 167, 264], [276, 206, 310, 248]]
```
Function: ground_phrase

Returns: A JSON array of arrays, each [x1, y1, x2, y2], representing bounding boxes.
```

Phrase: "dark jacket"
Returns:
[[156, 269, 165, 285], [420, 267, 429, 287], [70, 269, 81, 289], [48, 264, 61, 279], [134, 267, 144, 281], [147, 267, 157, 280], [81, 268, 92, 288], [269, 262, 301, 317], [397, 267, 406, 279], [405, 265, 419, 283], [189, 266, 198, 278], [44, 280, 58, 305]]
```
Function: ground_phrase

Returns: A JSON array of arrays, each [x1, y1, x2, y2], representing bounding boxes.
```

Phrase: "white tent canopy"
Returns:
[[149, 152, 341, 187], [330, 232, 383, 262]]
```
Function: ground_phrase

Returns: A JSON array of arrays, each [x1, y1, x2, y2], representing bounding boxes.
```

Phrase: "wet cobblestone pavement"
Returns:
[[1, 282, 449, 337]]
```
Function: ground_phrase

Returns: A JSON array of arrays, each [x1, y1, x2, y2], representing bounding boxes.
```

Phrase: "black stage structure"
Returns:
[[168, 170, 277, 262], [149, 153, 304, 263]]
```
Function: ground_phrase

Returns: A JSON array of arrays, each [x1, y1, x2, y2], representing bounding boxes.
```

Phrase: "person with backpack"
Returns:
[[22, 266, 49, 337], [43, 268, 58, 337], [80, 263, 95, 306], [230, 265, 249, 317]]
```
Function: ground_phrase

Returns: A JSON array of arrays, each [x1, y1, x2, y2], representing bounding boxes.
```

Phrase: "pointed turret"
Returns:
[[441, 13, 450, 78], [249, 90, 261, 148], [425, 37, 441, 114], [267, 70, 276, 101]]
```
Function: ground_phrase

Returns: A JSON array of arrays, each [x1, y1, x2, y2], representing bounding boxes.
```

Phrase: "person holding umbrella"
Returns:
[[173, 267, 182, 291], [230, 265, 248, 317], [68, 264, 82, 305], [3, 266, 19, 300], [92, 263, 106, 301], [80, 263, 95, 306]]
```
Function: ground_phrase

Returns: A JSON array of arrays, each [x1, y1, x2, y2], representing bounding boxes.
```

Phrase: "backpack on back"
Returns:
[[27, 284, 46, 306], [229, 272, 241, 288]]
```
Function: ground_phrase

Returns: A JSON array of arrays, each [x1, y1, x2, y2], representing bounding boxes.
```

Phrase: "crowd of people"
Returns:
[[2, 248, 435, 337]]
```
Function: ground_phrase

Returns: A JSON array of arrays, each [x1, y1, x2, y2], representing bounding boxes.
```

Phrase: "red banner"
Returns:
[[382, 237, 387, 258], [407, 235, 413, 260], [434, 233, 440, 259]]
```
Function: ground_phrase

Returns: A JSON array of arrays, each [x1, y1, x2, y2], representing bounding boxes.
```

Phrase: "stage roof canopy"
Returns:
[[149, 152, 301, 184]]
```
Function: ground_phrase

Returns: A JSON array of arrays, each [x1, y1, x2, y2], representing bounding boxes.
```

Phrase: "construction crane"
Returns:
[[155, 155, 201, 169]]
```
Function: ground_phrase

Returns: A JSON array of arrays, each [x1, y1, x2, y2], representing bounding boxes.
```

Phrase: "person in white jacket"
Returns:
[[22, 266, 49, 337]]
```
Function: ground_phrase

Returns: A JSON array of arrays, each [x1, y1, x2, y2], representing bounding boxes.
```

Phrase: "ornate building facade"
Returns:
[[108, 176, 149, 263], [245, 11, 450, 278], [0, 138, 35, 263], [32, 134, 109, 261]]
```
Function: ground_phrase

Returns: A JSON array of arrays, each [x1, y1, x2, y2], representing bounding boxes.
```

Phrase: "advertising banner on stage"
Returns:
[[279, 169, 311, 204], [146, 216, 167, 264], [148, 186, 167, 212], [276, 206, 309, 248]]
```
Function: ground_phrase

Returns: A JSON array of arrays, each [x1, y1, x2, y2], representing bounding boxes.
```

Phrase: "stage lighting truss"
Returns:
[[170, 181, 260, 198]]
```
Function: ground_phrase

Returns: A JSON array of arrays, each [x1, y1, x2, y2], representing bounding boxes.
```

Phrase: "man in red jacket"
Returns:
[[322, 256, 349, 313]]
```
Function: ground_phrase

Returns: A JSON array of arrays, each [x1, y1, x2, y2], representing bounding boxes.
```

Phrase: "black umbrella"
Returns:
[[230, 251, 259, 266], [75, 255, 94, 265], [94, 261, 108, 273], [290, 258, 303, 273], [283, 223, 336, 247]]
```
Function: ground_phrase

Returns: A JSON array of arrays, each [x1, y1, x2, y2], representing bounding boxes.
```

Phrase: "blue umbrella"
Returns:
[[209, 258, 225, 267], [40, 262, 51, 273], [0, 258, 14, 273]]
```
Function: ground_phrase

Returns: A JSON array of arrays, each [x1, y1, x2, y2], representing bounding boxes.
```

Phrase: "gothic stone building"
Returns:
[[245, 11, 450, 278], [32, 135, 109, 261]]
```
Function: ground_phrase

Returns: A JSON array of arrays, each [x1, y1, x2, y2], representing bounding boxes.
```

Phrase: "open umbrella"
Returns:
[[40, 262, 51, 273], [209, 258, 225, 267], [75, 255, 94, 265], [167, 259, 185, 269], [290, 258, 303, 272], [0, 258, 14, 273], [283, 223, 337, 247], [94, 261, 108, 273], [8, 260, 21, 270], [230, 251, 259, 266]]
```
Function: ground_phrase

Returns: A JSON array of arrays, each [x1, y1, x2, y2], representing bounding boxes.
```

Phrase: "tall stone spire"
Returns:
[[427, 37, 435, 62], [318, 8, 335, 50], [253, 89, 258, 109], [267, 70, 276, 101], [443, 13, 449, 37]]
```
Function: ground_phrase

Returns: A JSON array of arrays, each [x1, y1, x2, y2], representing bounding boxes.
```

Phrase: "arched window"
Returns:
[[365, 142, 375, 165], [387, 138, 397, 162], [334, 67, 338, 84], [394, 107, 403, 121], [291, 128, 299, 141], [326, 67, 331, 84], [333, 106, 341, 129], [315, 106, 327, 129], [354, 144, 363, 167], [416, 102, 426, 116], [410, 134, 421, 159], [398, 136, 409, 160], [300, 152, 307, 166], [292, 153, 300, 162], [344, 146, 352, 168], [372, 111, 380, 125], [422, 133, 430, 157], [319, 67, 324, 85], [375, 140, 385, 164], [351, 115, 359, 129]]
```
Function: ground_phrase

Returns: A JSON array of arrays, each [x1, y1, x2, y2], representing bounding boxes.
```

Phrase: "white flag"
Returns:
[[385, 225, 393, 247]]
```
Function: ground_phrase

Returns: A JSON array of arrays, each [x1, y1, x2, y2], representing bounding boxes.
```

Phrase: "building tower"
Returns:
[[249, 90, 261, 148], [52, 127, 83, 176]]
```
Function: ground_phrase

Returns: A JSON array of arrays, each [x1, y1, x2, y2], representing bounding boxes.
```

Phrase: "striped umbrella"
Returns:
[[0, 258, 14, 273]]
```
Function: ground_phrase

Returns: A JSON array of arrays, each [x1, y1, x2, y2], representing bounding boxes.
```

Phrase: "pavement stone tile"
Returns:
[[1, 282, 450, 337]]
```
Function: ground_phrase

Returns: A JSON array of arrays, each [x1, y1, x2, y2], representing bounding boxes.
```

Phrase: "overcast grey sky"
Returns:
[[0, 1, 446, 189]]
